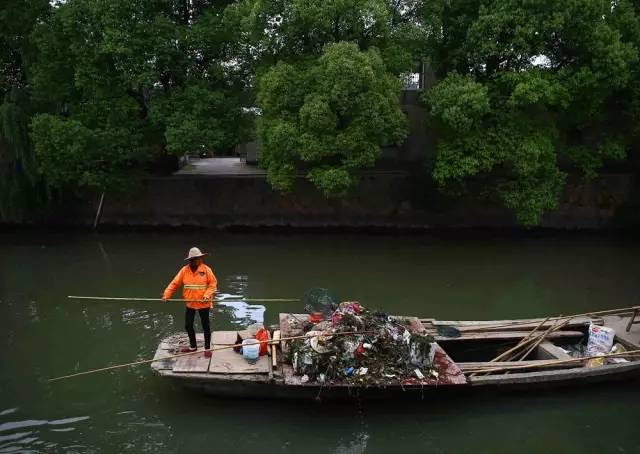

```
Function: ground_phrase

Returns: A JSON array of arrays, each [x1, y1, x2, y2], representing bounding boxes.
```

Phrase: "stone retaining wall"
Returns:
[[34, 172, 639, 230]]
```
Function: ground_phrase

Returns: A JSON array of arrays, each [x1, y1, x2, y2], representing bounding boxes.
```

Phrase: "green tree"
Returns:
[[258, 42, 407, 195], [0, 0, 50, 221], [29, 0, 251, 193], [151, 4, 253, 155], [422, 0, 640, 225], [238, 0, 418, 194]]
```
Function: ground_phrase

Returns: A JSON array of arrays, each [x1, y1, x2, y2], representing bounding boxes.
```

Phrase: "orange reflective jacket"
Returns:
[[163, 263, 218, 309]]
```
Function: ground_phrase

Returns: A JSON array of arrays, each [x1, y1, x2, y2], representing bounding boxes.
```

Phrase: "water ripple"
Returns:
[[0, 421, 47, 432], [49, 416, 90, 426], [0, 432, 31, 443], [0, 414, 90, 453]]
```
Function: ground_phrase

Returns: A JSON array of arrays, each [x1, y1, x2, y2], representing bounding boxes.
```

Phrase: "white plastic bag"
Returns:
[[586, 323, 615, 356]]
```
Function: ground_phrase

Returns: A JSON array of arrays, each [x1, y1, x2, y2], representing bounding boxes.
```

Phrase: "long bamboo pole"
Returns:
[[468, 316, 551, 378], [500, 318, 572, 375], [513, 318, 573, 362], [48, 330, 373, 382], [457, 305, 638, 377], [67, 295, 299, 303], [464, 349, 640, 375], [488, 317, 550, 363]]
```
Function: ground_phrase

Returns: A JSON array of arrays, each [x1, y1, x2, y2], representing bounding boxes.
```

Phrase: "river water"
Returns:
[[1, 231, 639, 453]]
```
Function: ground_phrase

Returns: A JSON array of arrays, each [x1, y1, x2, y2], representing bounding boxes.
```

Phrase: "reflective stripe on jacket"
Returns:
[[163, 263, 218, 309]]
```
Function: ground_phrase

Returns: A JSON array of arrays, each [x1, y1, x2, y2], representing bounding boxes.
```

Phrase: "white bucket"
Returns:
[[242, 339, 260, 364]]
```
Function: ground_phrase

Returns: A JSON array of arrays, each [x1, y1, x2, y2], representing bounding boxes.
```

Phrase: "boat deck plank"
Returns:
[[467, 361, 640, 386], [458, 360, 581, 372], [208, 349, 270, 374], [171, 332, 236, 374], [603, 315, 640, 349], [430, 330, 584, 342], [151, 344, 175, 370], [208, 330, 270, 374], [424, 316, 598, 327], [422, 316, 599, 332], [537, 341, 573, 361], [172, 353, 211, 373]]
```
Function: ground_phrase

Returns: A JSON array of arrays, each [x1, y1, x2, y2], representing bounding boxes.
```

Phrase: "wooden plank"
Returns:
[[208, 349, 270, 374], [151, 344, 176, 370], [266, 329, 272, 356], [453, 322, 594, 333], [172, 352, 211, 373], [430, 330, 584, 342], [211, 331, 238, 345], [467, 361, 640, 386], [160, 333, 206, 353], [603, 315, 640, 349], [272, 330, 281, 368], [459, 360, 551, 368], [536, 341, 573, 361], [171, 332, 220, 373], [458, 360, 580, 371], [423, 316, 598, 326], [205, 329, 270, 374], [422, 316, 600, 332], [422, 318, 539, 326]]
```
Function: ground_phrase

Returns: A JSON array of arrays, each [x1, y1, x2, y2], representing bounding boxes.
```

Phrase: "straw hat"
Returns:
[[184, 247, 208, 261]]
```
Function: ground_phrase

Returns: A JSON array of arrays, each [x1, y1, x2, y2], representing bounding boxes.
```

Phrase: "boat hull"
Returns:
[[151, 312, 640, 401], [156, 360, 640, 401]]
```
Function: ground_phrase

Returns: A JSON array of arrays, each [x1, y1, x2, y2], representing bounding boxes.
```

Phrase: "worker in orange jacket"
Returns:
[[163, 247, 218, 357]]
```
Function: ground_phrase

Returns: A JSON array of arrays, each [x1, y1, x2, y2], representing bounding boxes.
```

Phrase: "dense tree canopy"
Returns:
[[3, 0, 640, 223], [26, 0, 252, 193], [422, 0, 640, 224], [238, 0, 418, 195], [0, 0, 50, 220], [258, 42, 407, 194]]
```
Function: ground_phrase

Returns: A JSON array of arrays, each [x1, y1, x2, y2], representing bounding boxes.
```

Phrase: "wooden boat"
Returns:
[[150, 311, 640, 400]]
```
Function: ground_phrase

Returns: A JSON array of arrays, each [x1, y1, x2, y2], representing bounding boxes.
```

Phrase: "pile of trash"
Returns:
[[286, 302, 437, 385]]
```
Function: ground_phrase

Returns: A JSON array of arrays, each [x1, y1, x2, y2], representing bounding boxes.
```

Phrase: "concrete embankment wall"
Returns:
[[31, 172, 640, 230]]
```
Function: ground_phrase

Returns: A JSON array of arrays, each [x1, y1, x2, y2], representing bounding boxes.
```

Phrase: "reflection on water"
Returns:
[[218, 300, 266, 326], [218, 274, 267, 325], [1, 232, 640, 453]]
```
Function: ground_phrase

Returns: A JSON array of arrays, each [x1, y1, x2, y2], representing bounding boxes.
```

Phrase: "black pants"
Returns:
[[185, 307, 211, 349]]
